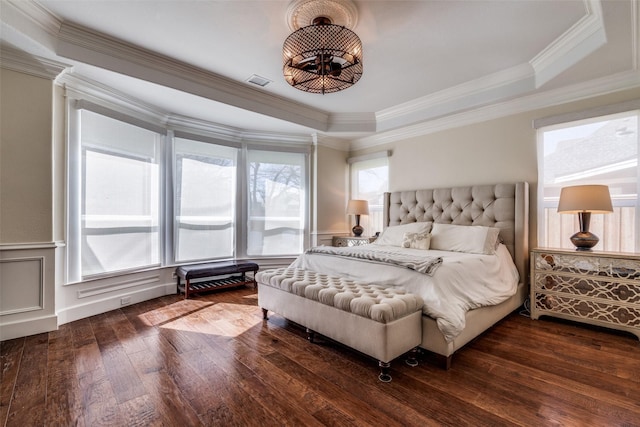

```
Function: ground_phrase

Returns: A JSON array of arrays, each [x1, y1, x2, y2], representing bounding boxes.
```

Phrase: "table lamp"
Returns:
[[346, 199, 369, 237], [557, 184, 613, 251]]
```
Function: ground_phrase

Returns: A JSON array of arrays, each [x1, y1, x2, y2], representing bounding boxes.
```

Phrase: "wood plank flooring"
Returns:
[[2, 286, 639, 426]]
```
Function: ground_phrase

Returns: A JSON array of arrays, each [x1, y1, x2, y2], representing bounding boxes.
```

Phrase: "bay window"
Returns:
[[68, 109, 162, 281], [174, 137, 238, 262], [247, 149, 307, 256], [67, 102, 310, 283]]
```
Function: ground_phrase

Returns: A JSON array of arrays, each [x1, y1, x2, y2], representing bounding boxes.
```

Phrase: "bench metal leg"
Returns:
[[378, 361, 392, 382], [405, 347, 420, 367], [306, 328, 316, 343]]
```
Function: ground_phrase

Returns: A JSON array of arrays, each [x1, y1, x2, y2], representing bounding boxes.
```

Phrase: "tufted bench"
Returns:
[[176, 261, 259, 299], [256, 267, 423, 382]]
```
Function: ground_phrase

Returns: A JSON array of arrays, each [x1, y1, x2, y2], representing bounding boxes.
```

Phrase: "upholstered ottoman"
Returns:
[[256, 268, 423, 382]]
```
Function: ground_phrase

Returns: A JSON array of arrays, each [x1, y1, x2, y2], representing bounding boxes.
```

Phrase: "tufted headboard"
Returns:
[[383, 182, 529, 285]]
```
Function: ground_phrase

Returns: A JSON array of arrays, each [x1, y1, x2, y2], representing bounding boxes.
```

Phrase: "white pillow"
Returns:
[[374, 222, 432, 246], [430, 223, 501, 255], [402, 231, 431, 250]]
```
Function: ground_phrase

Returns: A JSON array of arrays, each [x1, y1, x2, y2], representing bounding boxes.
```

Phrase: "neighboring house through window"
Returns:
[[536, 105, 639, 252]]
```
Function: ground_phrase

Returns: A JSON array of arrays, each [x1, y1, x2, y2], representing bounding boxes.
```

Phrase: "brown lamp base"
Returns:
[[570, 231, 599, 251]]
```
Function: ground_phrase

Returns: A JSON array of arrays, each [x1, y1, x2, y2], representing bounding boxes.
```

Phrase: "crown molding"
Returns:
[[374, 0, 609, 134], [375, 63, 535, 132], [327, 112, 376, 133], [350, 69, 640, 151], [59, 72, 316, 146], [315, 134, 350, 151], [531, 0, 606, 87], [55, 21, 337, 132], [168, 114, 314, 146], [0, 44, 69, 79], [59, 73, 171, 127], [1, 0, 61, 54]]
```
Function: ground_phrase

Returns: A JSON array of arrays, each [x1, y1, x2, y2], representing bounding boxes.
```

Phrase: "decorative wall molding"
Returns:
[[56, 282, 175, 326], [0, 257, 44, 315], [76, 274, 161, 299], [0, 243, 58, 340]]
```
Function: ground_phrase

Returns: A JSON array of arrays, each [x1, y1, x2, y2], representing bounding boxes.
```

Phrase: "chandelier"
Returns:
[[283, 0, 363, 94]]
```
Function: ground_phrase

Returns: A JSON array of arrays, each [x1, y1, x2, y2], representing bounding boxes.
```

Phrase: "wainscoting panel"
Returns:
[[0, 243, 59, 341], [0, 257, 44, 315]]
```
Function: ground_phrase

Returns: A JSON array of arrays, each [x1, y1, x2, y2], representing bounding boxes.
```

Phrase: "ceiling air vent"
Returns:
[[246, 74, 272, 87]]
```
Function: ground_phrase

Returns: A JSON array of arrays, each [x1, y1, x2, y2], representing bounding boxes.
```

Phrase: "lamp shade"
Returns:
[[557, 185, 613, 214], [346, 199, 369, 215]]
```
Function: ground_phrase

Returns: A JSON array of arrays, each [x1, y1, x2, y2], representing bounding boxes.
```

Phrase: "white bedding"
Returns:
[[289, 243, 519, 342]]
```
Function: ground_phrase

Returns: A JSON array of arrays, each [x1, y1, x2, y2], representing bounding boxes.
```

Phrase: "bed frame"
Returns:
[[383, 182, 530, 368]]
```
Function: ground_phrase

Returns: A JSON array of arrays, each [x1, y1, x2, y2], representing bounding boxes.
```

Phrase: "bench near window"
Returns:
[[175, 261, 259, 298]]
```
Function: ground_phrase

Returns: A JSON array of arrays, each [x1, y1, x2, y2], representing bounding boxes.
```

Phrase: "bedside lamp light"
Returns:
[[346, 199, 369, 237], [557, 185, 613, 251]]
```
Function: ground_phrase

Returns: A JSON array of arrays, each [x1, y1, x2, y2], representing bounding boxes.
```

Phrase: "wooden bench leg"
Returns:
[[262, 308, 268, 320]]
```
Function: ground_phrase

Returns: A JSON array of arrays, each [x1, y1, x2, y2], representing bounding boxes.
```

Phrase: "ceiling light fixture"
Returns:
[[283, 0, 363, 94]]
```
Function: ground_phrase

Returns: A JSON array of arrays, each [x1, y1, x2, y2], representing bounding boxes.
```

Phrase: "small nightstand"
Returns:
[[530, 248, 640, 340], [332, 236, 376, 247]]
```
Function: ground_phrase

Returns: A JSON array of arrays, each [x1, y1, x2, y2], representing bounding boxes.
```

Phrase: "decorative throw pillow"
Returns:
[[374, 222, 432, 246], [402, 231, 431, 250], [430, 223, 501, 255]]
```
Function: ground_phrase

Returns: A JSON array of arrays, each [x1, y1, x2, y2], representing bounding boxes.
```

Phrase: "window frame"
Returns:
[[535, 106, 639, 252], [66, 99, 312, 284], [348, 151, 390, 237]]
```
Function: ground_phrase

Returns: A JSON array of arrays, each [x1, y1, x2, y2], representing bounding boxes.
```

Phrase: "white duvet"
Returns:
[[289, 243, 519, 342]]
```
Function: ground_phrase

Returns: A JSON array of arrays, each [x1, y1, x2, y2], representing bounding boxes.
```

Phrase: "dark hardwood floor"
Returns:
[[2, 286, 639, 426]]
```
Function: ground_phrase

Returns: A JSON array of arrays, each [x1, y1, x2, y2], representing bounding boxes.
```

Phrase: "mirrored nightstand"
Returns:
[[332, 236, 376, 247]]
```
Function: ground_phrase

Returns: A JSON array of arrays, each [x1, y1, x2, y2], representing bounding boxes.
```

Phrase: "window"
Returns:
[[68, 109, 162, 281], [174, 137, 237, 262], [67, 102, 311, 282], [350, 154, 389, 236], [538, 110, 639, 252], [247, 149, 307, 256]]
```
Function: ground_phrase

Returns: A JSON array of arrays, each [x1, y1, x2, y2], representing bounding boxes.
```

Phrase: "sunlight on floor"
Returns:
[[137, 292, 263, 337]]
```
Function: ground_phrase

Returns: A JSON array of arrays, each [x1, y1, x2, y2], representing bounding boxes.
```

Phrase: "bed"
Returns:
[[262, 182, 529, 369]]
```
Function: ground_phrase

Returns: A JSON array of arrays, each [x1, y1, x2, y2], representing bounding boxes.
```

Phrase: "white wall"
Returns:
[[352, 87, 640, 248], [314, 144, 350, 245], [0, 69, 58, 340]]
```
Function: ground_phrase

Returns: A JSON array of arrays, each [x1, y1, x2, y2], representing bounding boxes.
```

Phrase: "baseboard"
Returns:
[[0, 314, 58, 341], [56, 282, 176, 325]]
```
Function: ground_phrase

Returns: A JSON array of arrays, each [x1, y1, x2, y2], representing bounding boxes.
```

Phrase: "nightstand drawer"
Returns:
[[533, 293, 640, 329], [534, 251, 640, 279], [533, 273, 640, 305]]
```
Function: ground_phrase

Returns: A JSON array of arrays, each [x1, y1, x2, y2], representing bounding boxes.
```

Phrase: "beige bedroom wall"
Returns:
[[315, 144, 349, 239], [351, 87, 640, 248], [0, 68, 54, 243]]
